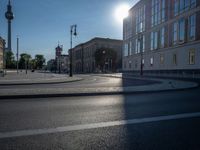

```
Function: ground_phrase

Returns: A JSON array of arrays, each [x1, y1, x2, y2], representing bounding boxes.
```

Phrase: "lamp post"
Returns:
[[69, 24, 77, 77], [16, 35, 19, 74], [138, 33, 143, 76], [3, 39, 6, 77]]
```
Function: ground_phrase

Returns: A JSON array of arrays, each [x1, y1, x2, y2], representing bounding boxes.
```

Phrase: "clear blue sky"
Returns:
[[0, 0, 138, 61]]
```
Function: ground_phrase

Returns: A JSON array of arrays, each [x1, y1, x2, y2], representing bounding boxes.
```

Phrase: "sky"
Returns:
[[0, 0, 139, 61]]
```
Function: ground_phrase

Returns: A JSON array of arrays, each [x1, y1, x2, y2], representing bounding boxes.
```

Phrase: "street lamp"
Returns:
[[69, 24, 77, 77], [102, 50, 106, 73], [138, 33, 143, 76], [16, 35, 19, 74], [2, 39, 6, 77]]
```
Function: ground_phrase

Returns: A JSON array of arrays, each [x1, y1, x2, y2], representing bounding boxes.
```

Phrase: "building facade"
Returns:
[[123, 0, 200, 74], [57, 55, 69, 73], [0, 37, 5, 70], [54, 45, 69, 73], [69, 37, 122, 73]]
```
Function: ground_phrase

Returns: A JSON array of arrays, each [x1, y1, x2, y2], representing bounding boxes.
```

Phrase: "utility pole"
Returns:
[[16, 36, 19, 74], [69, 24, 77, 77]]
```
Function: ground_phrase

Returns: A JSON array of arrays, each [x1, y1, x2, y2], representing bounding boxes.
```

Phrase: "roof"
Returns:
[[71, 37, 123, 50]]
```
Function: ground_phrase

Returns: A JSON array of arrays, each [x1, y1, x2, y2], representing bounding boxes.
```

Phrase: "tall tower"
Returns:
[[5, 0, 14, 51]]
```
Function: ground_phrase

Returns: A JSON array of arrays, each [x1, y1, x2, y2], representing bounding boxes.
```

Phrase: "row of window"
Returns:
[[124, 49, 196, 69], [136, 5, 146, 34], [150, 27, 165, 50], [124, 17, 132, 40], [124, 13, 196, 57], [173, 14, 196, 44], [151, 0, 166, 27], [124, 0, 197, 38], [174, 0, 196, 16]]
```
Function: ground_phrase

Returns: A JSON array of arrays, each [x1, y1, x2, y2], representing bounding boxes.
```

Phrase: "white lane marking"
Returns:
[[0, 112, 200, 139]]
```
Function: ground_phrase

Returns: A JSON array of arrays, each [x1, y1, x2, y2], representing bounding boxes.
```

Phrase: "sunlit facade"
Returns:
[[123, 0, 200, 74]]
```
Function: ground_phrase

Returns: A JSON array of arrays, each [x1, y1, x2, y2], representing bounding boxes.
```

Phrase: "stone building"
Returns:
[[69, 37, 122, 73], [0, 37, 5, 70], [57, 55, 69, 73], [123, 0, 200, 74]]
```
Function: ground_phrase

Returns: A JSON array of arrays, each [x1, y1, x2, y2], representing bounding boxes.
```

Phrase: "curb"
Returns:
[[0, 84, 198, 100], [0, 78, 83, 86]]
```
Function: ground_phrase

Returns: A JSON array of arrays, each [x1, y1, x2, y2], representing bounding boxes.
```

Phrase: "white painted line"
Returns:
[[0, 112, 200, 139]]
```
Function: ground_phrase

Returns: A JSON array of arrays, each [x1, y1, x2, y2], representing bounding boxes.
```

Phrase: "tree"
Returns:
[[94, 48, 117, 72], [35, 55, 45, 69], [19, 53, 31, 69], [30, 59, 36, 69], [5, 51, 16, 69]]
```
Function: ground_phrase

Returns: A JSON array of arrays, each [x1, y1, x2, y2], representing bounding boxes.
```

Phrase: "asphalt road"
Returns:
[[0, 91, 200, 149], [0, 76, 200, 150]]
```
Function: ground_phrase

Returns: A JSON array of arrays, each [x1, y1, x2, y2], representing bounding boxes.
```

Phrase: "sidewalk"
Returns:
[[0, 73, 198, 99], [0, 70, 83, 85]]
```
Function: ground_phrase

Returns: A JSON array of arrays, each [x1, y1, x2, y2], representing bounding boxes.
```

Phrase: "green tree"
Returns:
[[35, 55, 45, 69], [5, 51, 16, 69], [19, 53, 31, 69], [30, 59, 36, 69]]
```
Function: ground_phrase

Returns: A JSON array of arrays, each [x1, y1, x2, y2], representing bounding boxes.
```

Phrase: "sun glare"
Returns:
[[114, 4, 130, 23]]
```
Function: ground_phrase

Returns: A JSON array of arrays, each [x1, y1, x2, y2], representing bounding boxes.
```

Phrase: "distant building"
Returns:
[[123, 0, 200, 74], [69, 37, 123, 73], [57, 55, 69, 73], [55, 45, 69, 73], [0, 37, 5, 70]]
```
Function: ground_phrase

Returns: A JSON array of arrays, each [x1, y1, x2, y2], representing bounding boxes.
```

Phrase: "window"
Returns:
[[160, 27, 165, 48], [136, 5, 145, 33], [180, 0, 185, 13], [142, 59, 145, 65], [185, 0, 190, 10], [174, 0, 179, 16], [160, 54, 164, 64], [129, 60, 132, 68], [150, 57, 154, 66], [191, 0, 196, 8], [173, 54, 177, 65], [173, 19, 186, 45], [189, 49, 195, 64], [123, 17, 132, 40], [174, 0, 196, 16], [135, 35, 145, 53], [129, 41, 132, 56], [124, 43, 128, 56], [154, 32, 158, 49], [135, 39, 138, 54], [151, 31, 158, 50], [179, 19, 185, 43], [151, 32, 154, 50], [151, 0, 166, 27], [173, 22, 178, 44], [188, 14, 196, 41]]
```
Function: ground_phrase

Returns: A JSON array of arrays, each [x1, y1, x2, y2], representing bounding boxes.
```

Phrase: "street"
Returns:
[[0, 75, 200, 150]]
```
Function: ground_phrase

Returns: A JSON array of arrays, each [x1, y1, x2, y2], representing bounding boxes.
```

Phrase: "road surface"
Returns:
[[0, 76, 199, 150]]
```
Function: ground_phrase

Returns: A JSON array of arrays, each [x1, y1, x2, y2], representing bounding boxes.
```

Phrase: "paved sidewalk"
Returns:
[[0, 73, 198, 99], [0, 70, 82, 85]]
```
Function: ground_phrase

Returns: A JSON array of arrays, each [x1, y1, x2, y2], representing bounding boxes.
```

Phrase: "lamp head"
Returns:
[[74, 25, 77, 36]]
